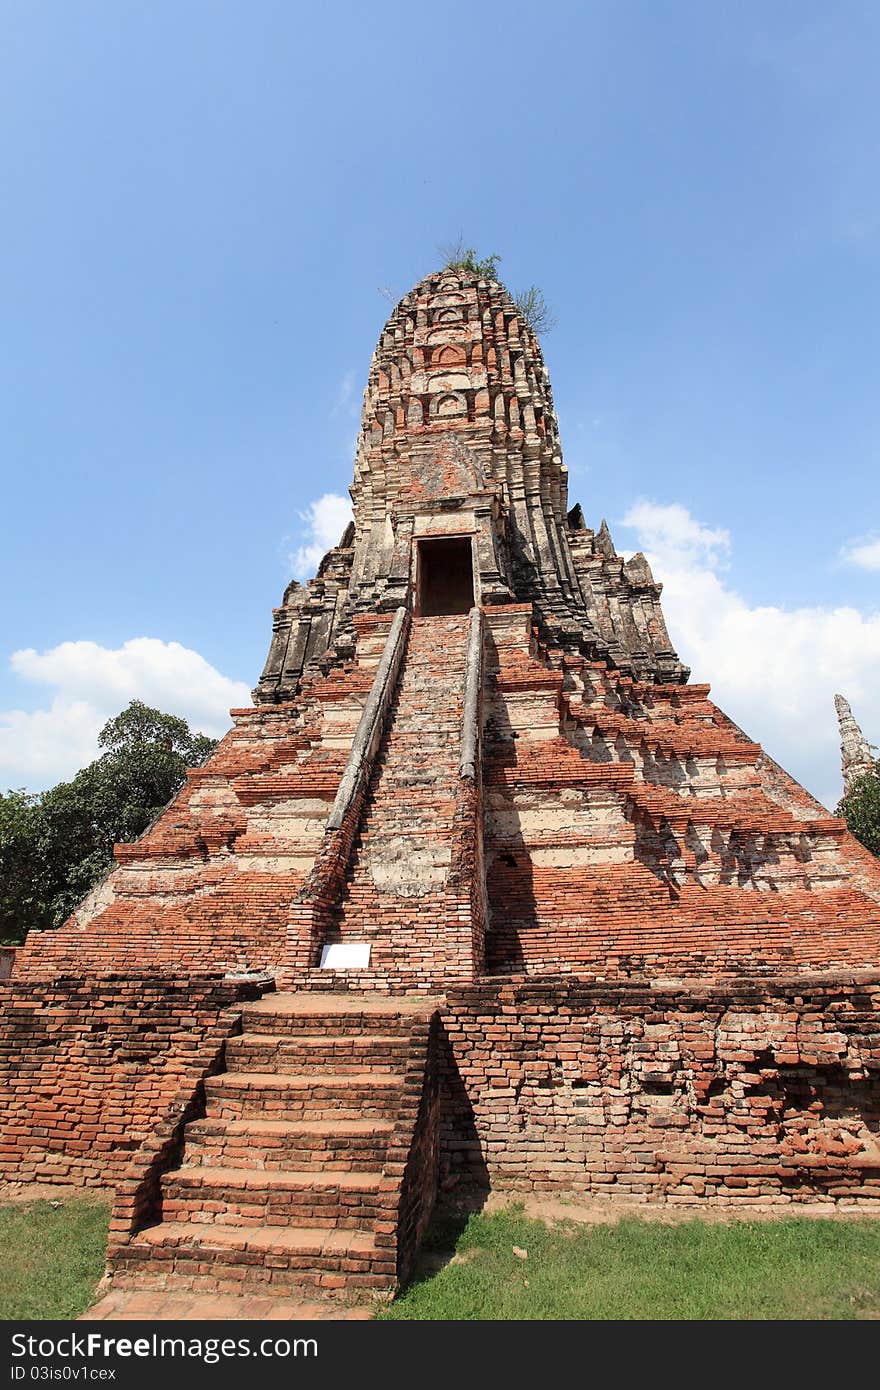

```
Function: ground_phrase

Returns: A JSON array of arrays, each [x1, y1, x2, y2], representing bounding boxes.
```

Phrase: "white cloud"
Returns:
[[841, 535, 880, 571], [288, 492, 353, 580], [620, 500, 880, 810], [621, 500, 731, 570], [1, 638, 251, 793]]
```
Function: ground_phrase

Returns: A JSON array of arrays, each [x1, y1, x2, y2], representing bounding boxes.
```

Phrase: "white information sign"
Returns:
[[319, 942, 371, 970]]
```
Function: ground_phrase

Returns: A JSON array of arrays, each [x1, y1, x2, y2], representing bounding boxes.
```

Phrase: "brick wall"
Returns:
[[440, 976, 880, 1205], [0, 973, 264, 1188], [393, 1013, 442, 1284]]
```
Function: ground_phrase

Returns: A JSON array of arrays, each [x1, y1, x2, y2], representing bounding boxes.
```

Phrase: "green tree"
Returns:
[[0, 700, 216, 943], [0, 790, 48, 939], [513, 285, 557, 334], [440, 238, 502, 282], [98, 700, 214, 761], [837, 762, 880, 858], [439, 240, 556, 333]]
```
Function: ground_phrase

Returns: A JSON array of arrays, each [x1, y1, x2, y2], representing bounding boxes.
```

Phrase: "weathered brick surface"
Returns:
[[836, 694, 875, 791], [11, 616, 394, 981], [105, 992, 440, 1300], [0, 973, 262, 1187], [440, 978, 880, 1205], [481, 605, 880, 977]]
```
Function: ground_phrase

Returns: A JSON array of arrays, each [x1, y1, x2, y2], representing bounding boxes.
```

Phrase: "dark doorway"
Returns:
[[416, 537, 475, 616]]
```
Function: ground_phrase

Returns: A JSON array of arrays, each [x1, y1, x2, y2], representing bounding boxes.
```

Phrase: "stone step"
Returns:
[[373, 746, 460, 757], [362, 796, 455, 810], [184, 1117, 393, 1171], [356, 822, 456, 837], [115, 1222, 395, 1297], [204, 1070, 404, 1121], [239, 993, 435, 1035], [161, 1166, 388, 1228], [381, 735, 459, 743], [281, 970, 441, 996], [82, 1289, 375, 1321], [377, 704, 461, 715], [336, 888, 451, 906], [365, 750, 457, 762], [360, 791, 456, 806], [225, 1032, 409, 1074]]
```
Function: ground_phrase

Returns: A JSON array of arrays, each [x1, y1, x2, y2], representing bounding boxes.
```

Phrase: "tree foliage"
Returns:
[[440, 238, 502, 282], [837, 762, 880, 858], [439, 240, 556, 334], [513, 285, 558, 335], [0, 701, 216, 943]]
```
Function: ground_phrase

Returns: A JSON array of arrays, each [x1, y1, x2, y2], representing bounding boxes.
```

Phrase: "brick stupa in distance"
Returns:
[[4, 267, 880, 1311]]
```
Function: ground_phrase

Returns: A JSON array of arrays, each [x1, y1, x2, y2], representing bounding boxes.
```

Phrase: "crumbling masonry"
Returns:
[[836, 694, 876, 792], [3, 268, 880, 1305]]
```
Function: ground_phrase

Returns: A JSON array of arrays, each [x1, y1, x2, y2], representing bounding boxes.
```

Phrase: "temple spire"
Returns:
[[835, 693, 875, 792], [255, 265, 688, 702]]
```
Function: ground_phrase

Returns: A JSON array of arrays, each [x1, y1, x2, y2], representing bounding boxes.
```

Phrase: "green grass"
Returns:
[[379, 1207, 880, 1320], [3, 1197, 879, 1321], [0, 1199, 110, 1320]]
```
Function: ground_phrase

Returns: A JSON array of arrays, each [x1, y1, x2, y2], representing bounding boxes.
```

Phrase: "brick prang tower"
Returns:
[[255, 269, 685, 704], [3, 266, 880, 1315]]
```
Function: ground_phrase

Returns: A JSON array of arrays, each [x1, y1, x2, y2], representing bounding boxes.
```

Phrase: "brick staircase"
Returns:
[[107, 990, 439, 1306], [322, 612, 476, 987]]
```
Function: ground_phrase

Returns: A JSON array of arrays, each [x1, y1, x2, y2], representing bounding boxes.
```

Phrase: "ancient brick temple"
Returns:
[[3, 267, 880, 1305]]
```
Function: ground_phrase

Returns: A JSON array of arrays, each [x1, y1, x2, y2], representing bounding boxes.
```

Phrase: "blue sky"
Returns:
[[1, 1, 878, 808]]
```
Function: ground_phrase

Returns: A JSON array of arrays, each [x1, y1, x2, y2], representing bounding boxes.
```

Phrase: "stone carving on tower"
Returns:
[[255, 268, 686, 703]]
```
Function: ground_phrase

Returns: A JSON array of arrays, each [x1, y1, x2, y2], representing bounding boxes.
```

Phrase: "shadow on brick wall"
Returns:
[[484, 836, 535, 973], [436, 1021, 490, 1212]]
